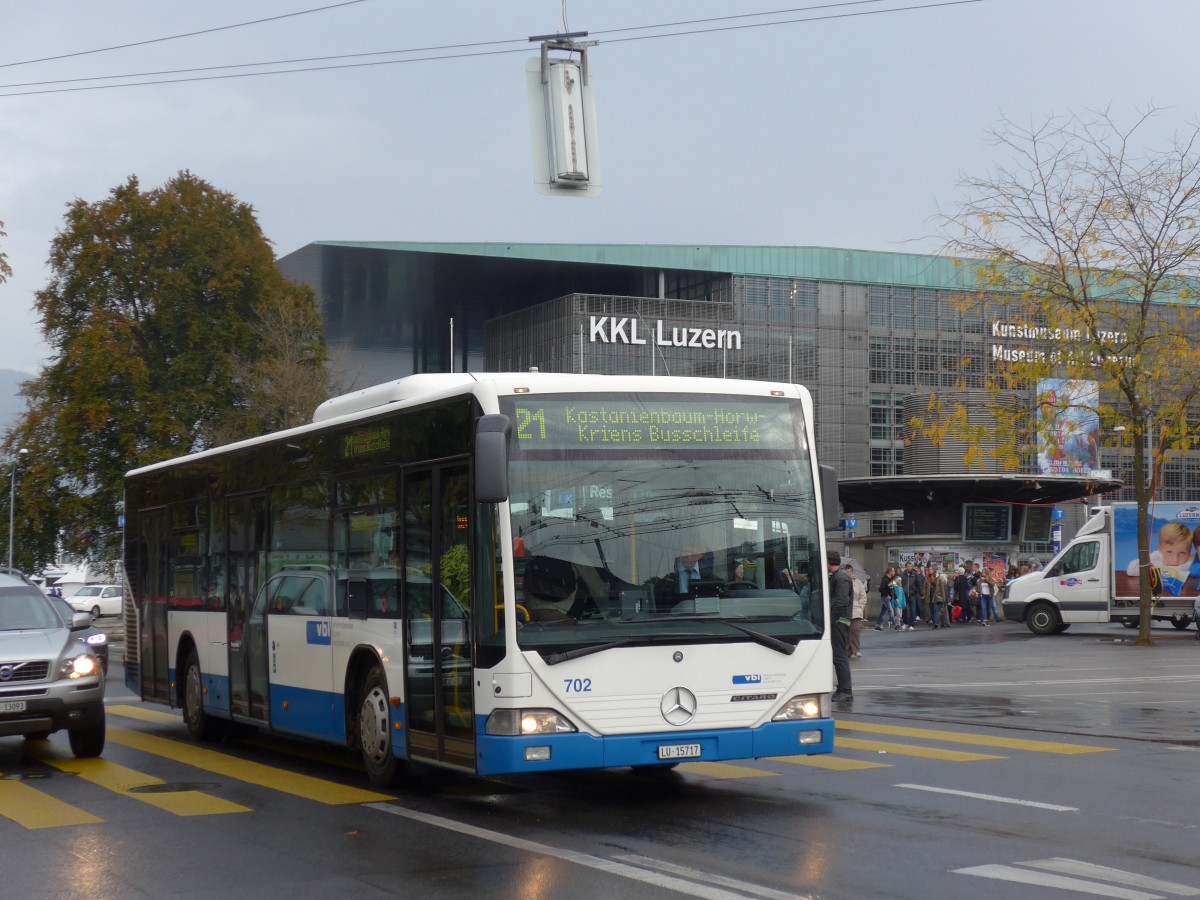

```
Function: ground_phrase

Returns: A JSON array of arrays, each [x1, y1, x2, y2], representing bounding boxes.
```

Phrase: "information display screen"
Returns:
[[1020, 506, 1054, 543], [962, 503, 1012, 543], [499, 395, 802, 452]]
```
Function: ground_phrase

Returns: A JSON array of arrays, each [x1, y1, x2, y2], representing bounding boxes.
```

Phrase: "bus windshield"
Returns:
[[500, 393, 823, 659]]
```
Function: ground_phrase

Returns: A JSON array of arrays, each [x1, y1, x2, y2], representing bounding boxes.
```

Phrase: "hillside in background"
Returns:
[[0, 369, 30, 432]]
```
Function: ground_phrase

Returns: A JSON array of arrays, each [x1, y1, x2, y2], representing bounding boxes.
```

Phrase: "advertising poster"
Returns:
[[1113, 502, 1200, 598], [1036, 378, 1099, 477]]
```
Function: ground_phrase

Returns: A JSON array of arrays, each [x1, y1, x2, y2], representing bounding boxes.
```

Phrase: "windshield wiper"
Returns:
[[543, 638, 637, 665], [663, 615, 796, 655], [717, 620, 796, 655]]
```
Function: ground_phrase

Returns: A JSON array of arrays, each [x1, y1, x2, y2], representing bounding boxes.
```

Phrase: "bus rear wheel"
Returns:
[[1026, 602, 1061, 636], [183, 648, 228, 741], [1171, 616, 1192, 630], [358, 666, 402, 787]]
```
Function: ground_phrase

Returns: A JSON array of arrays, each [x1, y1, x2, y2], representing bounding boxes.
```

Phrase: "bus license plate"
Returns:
[[1, 700, 27, 714], [658, 743, 701, 760]]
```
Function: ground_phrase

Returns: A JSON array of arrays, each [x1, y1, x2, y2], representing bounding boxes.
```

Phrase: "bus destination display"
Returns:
[[503, 396, 800, 451]]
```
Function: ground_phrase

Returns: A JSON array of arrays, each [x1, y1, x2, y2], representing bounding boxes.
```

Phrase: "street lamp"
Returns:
[[8, 447, 28, 571]]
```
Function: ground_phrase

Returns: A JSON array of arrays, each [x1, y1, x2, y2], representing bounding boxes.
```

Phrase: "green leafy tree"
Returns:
[[2, 171, 330, 570], [930, 107, 1200, 645], [0, 218, 11, 283]]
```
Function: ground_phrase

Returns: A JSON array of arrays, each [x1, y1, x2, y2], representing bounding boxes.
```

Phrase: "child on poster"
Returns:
[[1126, 521, 1195, 595]]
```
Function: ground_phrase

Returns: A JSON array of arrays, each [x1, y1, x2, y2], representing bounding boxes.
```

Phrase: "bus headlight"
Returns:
[[486, 708, 578, 735], [772, 694, 828, 721], [62, 653, 99, 679]]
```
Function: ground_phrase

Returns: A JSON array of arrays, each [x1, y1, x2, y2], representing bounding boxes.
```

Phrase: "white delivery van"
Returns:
[[1002, 502, 1200, 635]]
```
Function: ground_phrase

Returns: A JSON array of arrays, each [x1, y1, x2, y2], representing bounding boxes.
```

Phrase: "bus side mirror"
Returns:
[[475, 414, 511, 503], [820, 464, 839, 529], [347, 579, 368, 617]]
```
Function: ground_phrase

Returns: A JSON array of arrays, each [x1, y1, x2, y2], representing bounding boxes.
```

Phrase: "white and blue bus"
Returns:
[[124, 372, 838, 785]]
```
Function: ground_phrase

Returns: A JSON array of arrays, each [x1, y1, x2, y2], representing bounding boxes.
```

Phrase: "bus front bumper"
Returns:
[[474, 717, 834, 775]]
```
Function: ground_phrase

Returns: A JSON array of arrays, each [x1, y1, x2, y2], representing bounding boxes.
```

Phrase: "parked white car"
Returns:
[[68, 584, 123, 619]]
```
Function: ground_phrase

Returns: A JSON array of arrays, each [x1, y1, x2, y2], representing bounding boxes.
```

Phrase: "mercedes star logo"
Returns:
[[660, 686, 697, 726]]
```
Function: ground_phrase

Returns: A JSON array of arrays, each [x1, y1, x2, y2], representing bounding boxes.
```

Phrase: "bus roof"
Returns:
[[126, 371, 810, 479]]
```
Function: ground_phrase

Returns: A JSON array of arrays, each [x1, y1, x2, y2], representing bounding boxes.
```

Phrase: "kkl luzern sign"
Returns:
[[589, 316, 742, 350]]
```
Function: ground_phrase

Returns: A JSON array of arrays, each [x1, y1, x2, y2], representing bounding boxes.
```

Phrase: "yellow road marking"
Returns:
[[0, 777, 102, 829], [835, 736, 1003, 762], [106, 725, 392, 804], [108, 704, 361, 771], [677, 761, 777, 778], [25, 748, 251, 817], [108, 703, 179, 725], [836, 720, 1113, 755], [778, 755, 892, 771]]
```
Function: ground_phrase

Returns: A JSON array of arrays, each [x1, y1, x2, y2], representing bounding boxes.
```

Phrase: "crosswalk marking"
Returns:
[[837, 719, 1112, 754], [106, 725, 392, 804], [956, 864, 1164, 899], [25, 746, 252, 817], [776, 754, 891, 771], [107, 705, 361, 771], [956, 859, 1200, 899], [677, 761, 777, 779], [1018, 859, 1200, 896], [0, 776, 103, 829], [107, 703, 179, 725], [835, 736, 1004, 762]]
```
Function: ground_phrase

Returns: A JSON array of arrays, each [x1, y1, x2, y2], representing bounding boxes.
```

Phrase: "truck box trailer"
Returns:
[[1002, 501, 1200, 635]]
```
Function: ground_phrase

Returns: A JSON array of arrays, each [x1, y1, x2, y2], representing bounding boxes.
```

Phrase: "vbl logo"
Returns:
[[732, 674, 762, 684]]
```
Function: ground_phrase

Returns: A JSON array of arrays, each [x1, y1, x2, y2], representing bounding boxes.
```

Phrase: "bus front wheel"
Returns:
[[358, 666, 402, 787], [183, 648, 228, 741], [1026, 602, 1061, 636]]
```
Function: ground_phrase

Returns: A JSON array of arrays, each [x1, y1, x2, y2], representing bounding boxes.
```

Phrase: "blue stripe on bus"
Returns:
[[473, 717, 834, 775], [269, 683, 347, 743], [167, 670, 350, 745]]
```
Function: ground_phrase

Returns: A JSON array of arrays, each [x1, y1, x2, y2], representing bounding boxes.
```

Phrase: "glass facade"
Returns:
[[277, 242, 1189, 526]]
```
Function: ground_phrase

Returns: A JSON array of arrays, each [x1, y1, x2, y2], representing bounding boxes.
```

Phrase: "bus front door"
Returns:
[[402, 464, 475, 771]]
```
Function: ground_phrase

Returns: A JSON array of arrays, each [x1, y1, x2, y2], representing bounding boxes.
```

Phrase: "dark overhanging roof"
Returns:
[[308, 241, 981, 289], [837, 474, 1123, 513]]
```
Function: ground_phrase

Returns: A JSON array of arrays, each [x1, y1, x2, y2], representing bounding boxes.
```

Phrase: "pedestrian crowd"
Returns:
[[830, 553, 1026, 704], [864, 559, 1007, 641]]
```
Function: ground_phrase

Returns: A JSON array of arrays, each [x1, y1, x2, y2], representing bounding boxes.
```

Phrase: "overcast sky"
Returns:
[[2, 0, 1197, 377]]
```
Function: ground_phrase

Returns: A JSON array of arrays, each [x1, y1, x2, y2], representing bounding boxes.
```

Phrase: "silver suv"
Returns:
[[0, 569, 106, 757]]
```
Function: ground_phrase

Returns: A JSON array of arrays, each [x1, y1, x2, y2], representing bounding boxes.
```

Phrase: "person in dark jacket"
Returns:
[[827, 550, 854, 702]]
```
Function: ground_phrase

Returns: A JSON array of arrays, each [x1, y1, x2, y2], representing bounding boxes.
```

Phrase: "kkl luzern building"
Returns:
[[279, 241, 1150, 576]]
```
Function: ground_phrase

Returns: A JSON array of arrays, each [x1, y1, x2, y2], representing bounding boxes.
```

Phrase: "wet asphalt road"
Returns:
[[847, 616, 1200, 744], [3, 618, 1199, 899]]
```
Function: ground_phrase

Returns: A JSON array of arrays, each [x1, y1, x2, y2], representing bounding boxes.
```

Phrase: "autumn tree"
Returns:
[[1, 171, 332, 571], [934, 107, 1200, 645]]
